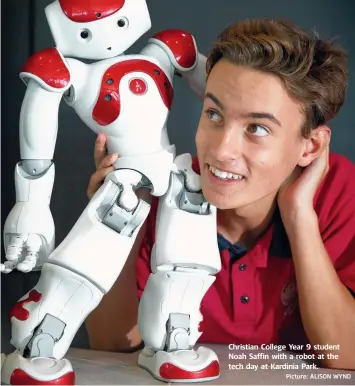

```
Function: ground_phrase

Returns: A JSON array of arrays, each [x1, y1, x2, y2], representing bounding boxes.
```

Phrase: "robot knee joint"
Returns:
[[95, 177, 150, 237]]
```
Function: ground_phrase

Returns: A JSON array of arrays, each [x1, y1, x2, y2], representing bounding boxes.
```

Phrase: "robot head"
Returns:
[[45, 0, 151, 60]]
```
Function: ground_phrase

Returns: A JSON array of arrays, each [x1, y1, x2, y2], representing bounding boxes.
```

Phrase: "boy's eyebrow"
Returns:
[[205, 92, 224, 110], [245, 112, 282, 127], [205, 92, 282, 126]]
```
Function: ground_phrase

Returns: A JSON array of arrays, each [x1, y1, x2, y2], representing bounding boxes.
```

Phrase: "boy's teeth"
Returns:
[[209, 165, 243, 180]]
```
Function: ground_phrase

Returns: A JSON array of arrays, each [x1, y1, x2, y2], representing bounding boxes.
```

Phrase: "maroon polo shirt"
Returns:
[[136, 153, 355, 345]]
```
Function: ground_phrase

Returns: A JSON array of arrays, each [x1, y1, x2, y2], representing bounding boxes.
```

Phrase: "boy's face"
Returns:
[[196, 59, 308, 210]]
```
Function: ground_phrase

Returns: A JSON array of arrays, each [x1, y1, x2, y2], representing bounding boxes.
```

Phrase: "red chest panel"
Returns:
[[92, 60, 174, 126], [21, 48, 70, 89], [10, 289, 42, 321], [59, 0, 124, 22]]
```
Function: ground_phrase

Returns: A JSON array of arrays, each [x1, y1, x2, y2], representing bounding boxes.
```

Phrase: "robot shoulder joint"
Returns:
[[20, 48, 71, 92], [149, 29, 198, 72]]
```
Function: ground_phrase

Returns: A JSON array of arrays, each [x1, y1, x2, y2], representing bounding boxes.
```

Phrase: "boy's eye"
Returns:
[[206, 109, 222, 122], [247, 124, 269, 137]]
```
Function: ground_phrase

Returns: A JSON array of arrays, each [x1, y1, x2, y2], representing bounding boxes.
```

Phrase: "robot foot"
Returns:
[[1, 351, 75, 385], [138, 346, 220, 383]]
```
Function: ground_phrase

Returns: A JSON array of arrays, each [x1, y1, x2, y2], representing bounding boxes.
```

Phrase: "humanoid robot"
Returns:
[[1, 0, 222, 384]]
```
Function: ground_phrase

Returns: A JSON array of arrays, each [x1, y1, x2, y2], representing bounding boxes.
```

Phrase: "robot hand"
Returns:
[[2, 233, 45, 274], [2, 203, 55, 274], [2, 162, 55, 274]]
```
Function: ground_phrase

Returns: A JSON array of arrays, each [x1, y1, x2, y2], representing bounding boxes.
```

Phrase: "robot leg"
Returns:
[[137, 154, 221, 383], [2, 169, 150, 385], [138, 270, 219, 383]]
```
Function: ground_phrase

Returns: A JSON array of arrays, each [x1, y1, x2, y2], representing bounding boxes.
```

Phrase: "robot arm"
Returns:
[[141, 29, 207, 99], [177, 52, 207, 100], [2, 47, 71, 274]]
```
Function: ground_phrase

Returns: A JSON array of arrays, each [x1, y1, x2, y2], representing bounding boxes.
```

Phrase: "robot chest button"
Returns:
[[129, 78, 148, 95]]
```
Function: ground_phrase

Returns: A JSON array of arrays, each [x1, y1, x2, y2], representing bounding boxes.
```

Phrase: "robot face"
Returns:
[[45, 0, 152, 60]]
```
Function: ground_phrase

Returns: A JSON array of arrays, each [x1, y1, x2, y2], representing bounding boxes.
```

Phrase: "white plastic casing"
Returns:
[[14, 163, 55, 204], [10, 263, 103, 359], [3, 164, 56, 256], [66, 54, 176, 196], [18, 81, 65, 160], [45, 0, 152, 60], [153, 164, 221, 273], [48, 178, 150, 294], [138, 270, 215, 350], [137, 154, 221, 351]]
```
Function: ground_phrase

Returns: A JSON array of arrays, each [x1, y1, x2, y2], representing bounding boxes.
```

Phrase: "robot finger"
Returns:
[[16, 255, 37, 273], [5, 234, 29, 261], [17, 234, 42, 272], [25, 234, 42, 254], [1, 260, 18, 274]]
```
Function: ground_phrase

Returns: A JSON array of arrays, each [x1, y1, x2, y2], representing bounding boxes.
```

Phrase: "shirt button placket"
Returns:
[[239, 263, 247, 271], [232, 259, 255, 323]]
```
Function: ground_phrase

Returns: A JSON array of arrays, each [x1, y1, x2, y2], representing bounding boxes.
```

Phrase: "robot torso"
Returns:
[[65, 54, 175, 157]]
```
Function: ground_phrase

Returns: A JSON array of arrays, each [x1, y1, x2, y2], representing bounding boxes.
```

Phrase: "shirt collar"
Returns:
[[217, 205, 292, 268], [268, 205, 292, 258]]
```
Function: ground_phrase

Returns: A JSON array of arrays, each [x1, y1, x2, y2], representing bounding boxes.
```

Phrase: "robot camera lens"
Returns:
[[96, 12, 102, 18], [117, 19, 126, 27], [80, 30, 89, 39]]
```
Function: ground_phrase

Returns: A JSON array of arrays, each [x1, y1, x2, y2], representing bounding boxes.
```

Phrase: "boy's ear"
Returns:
[[298, 126, 331, 167]]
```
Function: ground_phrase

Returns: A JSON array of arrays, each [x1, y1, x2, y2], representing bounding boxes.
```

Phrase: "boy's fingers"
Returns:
[[87, 166, 115, 199], [94, 132, 107, 169], [98, 153, 119, 170]]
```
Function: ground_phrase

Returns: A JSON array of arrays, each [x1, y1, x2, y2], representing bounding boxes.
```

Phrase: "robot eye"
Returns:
[[117, 19, 126, 27], [80, 29, 91, 39]]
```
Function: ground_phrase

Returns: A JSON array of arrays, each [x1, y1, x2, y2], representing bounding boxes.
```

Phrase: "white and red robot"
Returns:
[[1, 0, 222, 384]]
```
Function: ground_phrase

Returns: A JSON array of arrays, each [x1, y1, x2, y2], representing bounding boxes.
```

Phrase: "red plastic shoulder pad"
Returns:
[[151, 29, 197, 70], [21, 48, 70, 89]]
